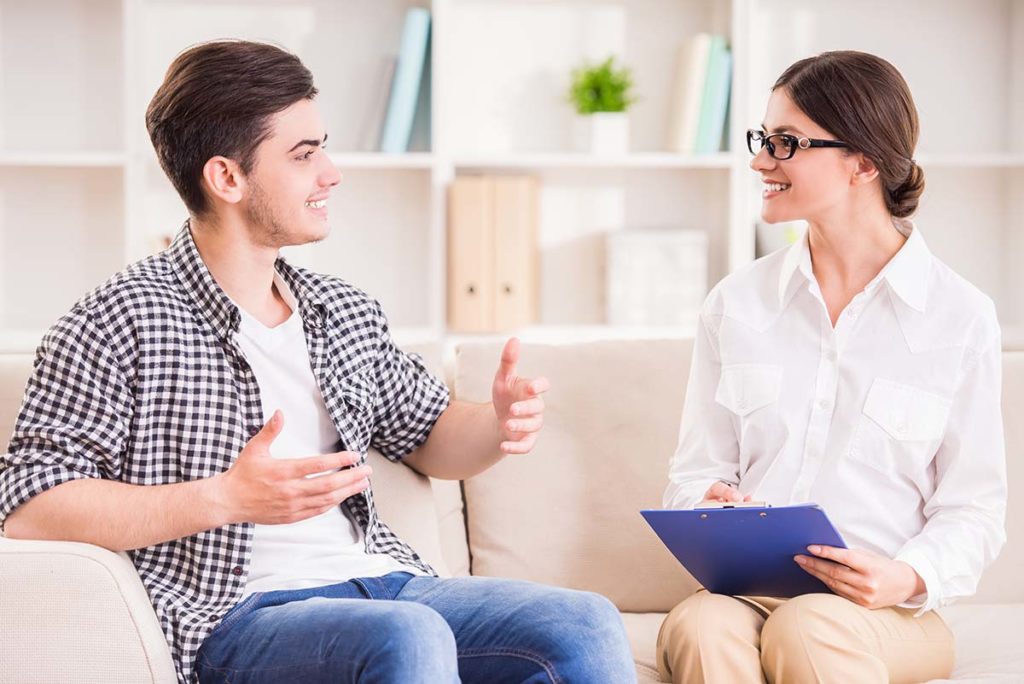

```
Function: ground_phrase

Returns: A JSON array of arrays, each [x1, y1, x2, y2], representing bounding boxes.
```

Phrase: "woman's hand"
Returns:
[[699, 481, 752, 504], [795, 545, 925, 609]]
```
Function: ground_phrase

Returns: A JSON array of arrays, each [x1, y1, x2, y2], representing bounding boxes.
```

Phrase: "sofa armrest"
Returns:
[[0, 537, 176, 683]]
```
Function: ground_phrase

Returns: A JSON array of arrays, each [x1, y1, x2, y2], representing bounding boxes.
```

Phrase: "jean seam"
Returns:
[[208, 592, 262, 638], [457, 646, 562, 684], [198, 651, 329, 677]]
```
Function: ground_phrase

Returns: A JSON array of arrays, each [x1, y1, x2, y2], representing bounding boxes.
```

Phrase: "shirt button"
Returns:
[[208, 614, 219, 623], [818, 399, 831, 410], [896, 423, 907, 435], [231, 566, 243, 576]]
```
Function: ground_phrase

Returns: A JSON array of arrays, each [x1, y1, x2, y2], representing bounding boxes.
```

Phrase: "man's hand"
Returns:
[[698, 481, 753, 504], [214, 410, 371, 525], [492, 338, 550, 455], [795, 545, 925, 609]]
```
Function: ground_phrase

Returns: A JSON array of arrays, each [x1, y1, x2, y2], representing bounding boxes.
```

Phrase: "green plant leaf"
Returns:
[[568, 56, 637, 114]]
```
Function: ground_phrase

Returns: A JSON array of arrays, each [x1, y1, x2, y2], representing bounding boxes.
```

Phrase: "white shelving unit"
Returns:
[[1, 0, 1022, 354]]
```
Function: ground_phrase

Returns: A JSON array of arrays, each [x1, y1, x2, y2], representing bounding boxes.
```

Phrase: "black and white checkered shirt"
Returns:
[[0, 223, 450, 684]]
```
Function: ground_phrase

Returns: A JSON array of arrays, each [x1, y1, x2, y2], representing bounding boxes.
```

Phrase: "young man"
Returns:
[[0, 41, 635, 684]]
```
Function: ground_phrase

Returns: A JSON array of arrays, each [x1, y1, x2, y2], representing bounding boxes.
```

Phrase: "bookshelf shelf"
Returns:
[[452, 152, 732, 170], [0, 152, 127, 168], [0, 0, 1021, 356], [328, 152, 435, 170]]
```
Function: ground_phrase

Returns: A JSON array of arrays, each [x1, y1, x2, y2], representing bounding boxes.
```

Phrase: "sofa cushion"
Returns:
[[455, 339, 701, 613], [937, 603, 1024, 681]]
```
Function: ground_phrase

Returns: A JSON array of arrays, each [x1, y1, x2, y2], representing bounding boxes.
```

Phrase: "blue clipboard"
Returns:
[[641, 504, 848, 598]]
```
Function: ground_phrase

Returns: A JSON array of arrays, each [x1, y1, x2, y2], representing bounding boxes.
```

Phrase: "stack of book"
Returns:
[[357, 7, 432, 153], [666, 34, 732, 155]]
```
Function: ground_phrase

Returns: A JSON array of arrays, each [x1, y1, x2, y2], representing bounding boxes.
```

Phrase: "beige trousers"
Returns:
[[656, 591, 955, 684]]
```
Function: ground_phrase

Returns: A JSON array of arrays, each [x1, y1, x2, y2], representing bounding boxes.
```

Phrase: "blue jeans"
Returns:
[[195, 572, 636, 683]]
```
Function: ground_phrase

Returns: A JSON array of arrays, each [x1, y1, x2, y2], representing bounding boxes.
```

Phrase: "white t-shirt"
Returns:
[[235, 275, 420, 598]]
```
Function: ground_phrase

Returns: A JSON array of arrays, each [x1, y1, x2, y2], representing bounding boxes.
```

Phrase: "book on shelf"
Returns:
[[380, 7, 432, 154], [695, 38, 732, 154], [448, 175, 539, 333], [357, 56, 398, 152], [407, 27, 432, 153], [667, 33, 732, 155]]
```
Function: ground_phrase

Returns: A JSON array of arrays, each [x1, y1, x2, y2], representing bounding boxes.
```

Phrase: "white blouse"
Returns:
[[664, 219, 1006, 613]]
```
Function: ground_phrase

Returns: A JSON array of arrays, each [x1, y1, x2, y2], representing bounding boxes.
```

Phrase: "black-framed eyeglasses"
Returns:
[[746, 129, 849, 160]]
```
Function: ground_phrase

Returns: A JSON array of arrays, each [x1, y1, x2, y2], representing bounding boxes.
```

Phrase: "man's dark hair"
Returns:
[[146, 40, 318, 217]]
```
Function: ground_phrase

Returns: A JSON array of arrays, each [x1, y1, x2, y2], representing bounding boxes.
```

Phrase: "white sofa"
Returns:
[[1, 339, 1021, 683]]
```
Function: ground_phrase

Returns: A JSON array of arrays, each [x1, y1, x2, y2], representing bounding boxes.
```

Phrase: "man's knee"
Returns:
[[350, 601, 456, 654], [534, 589, 636, 681]]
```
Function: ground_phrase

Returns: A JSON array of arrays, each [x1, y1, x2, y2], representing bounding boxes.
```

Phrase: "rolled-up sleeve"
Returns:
[[663, 297, 743, 510], [0, 309, 132, 533], [368, 303, 450, 462], [895, 324, 1006, 614]]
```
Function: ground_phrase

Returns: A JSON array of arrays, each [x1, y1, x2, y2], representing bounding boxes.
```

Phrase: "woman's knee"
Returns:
[[759, 594, 846, 670], [660, 591, 760, 648]]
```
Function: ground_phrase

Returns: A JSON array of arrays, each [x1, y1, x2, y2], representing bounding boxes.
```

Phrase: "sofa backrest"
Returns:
[[3, 341, 1021, 608], [453, 340, 1024, 610], [454, 340, 699, 612], [0, 354, 31, 456]]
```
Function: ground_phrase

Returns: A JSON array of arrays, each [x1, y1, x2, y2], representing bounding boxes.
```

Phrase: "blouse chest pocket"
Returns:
[[850, 378, 952, 475], [715, 364, 783, 415], [714, 364, 787, 468]]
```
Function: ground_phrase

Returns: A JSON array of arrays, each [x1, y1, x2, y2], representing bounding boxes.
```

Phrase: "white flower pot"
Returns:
[[574, 112, 630, 155]]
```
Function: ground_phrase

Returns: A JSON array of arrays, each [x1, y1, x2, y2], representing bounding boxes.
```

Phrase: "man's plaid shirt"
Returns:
[[0, 224, 450, 684]]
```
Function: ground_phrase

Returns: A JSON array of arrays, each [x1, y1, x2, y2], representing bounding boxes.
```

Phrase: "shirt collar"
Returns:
[[167, 220, 328, 341], [777, 228, 813, 308], [776, 218, 932, 313], [881, 218, 931, 313]]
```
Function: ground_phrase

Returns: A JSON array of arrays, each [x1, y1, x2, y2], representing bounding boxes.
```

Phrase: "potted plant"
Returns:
[[568, 56, 637, 155]]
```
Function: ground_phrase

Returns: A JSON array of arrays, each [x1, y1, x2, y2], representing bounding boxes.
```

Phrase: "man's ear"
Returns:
[[201, 156, 247, 206], [850, 152, 880, 187]]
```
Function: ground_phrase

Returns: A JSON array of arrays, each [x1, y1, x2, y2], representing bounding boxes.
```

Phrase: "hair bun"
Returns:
[[887, 160, 925, 218]]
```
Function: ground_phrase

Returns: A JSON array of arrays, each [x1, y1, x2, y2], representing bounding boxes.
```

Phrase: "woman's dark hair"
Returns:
[[146, 40, 318, 217], [774, 50, 924, 218]]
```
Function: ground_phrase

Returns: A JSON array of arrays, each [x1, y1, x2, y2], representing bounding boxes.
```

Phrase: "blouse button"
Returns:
[[231, 566, 243, 576]]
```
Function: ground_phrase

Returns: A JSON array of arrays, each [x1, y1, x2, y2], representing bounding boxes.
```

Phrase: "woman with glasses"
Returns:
[[657, 51, 1005, 683]]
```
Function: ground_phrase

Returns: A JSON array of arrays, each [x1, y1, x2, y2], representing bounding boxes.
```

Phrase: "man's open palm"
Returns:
[[492, 338, 550, 455]]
